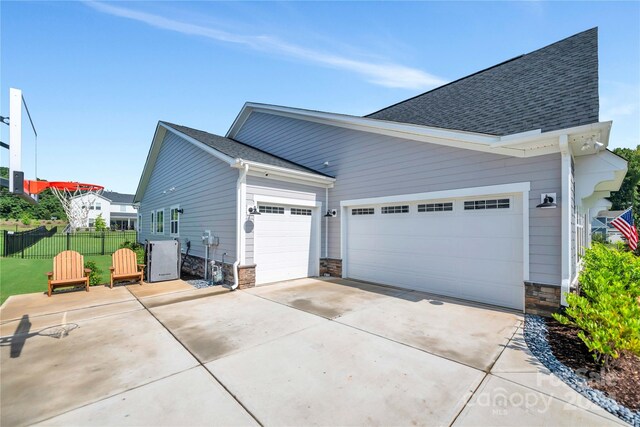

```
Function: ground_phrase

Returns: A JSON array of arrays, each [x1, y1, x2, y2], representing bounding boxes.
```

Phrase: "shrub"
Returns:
[[554, 244, 640, 366], [94, 214, 107, 232], [84, 260, 103, 286], [120, 241, 145, 264], [20, 213, 32, 226], [591, 232, 607, 244]]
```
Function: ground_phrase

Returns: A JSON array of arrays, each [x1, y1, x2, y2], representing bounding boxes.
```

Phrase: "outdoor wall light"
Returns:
[[176, 208, 184, 214], [324, 209, 337, 218], [536, 193, 557, 209], [248, 206, 261, 215]]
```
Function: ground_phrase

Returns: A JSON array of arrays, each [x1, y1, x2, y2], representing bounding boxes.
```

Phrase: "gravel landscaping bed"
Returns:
[[524, 314, 640, 426], [185, 279, 219, 289]]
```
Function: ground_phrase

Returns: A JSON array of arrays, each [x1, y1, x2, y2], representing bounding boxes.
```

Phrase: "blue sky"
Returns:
[[2, 1, 639, 194]]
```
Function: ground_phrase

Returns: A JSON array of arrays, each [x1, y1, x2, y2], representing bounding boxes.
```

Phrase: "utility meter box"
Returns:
[[202, 230, 219, 246], [146, 240, 180, 282]]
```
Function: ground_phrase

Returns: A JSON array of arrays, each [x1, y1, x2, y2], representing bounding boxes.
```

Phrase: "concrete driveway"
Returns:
[[0, 278, 625, 426]]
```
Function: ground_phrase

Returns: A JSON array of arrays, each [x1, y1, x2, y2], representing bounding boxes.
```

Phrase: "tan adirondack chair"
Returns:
[[46, 250, 91, 297], [110, 248, 145, 288]]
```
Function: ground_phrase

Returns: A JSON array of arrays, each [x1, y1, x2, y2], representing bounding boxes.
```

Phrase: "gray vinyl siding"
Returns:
[[138, 131, 238, 263], [236, 112, 563, 285], [245, 176, 325, 265]]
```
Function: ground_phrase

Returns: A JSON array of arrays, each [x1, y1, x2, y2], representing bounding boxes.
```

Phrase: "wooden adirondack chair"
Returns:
[[110, 248, 145, 288], [46, 250, 91, 297]]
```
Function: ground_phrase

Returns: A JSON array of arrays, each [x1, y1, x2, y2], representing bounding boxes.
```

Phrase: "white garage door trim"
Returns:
[[253, 194, 322, 284], [340, 182, 530, 310]]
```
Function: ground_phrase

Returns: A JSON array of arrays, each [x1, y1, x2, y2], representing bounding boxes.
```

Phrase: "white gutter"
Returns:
[[559, 135, 572, 306], [234, 160, 335, 187], [325, 187, 329, 259], [231, 162, 249, 291]]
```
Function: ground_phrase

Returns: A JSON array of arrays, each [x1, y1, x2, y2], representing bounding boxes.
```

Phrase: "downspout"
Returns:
[[325, 187, 329, 259], [231, 162, 249, 291], [559, 135, 572, 306]]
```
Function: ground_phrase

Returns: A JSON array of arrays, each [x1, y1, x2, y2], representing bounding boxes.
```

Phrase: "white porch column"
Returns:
[[559, 135, 572, 306]]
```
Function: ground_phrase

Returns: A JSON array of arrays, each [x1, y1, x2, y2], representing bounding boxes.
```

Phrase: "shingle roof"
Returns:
[[367, 28, 599, 136], [102, 191, 135, 204], [160, 122, 333, 177]]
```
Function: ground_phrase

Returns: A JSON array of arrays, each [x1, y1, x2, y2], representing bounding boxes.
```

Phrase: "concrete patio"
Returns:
[[0, 278, 625, 426]]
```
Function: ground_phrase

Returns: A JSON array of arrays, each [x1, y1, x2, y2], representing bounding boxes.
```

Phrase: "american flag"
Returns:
[[611, 207, 638, 250]]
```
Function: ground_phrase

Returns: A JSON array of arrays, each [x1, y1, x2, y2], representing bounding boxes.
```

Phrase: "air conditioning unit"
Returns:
[[146, 240, 180, 282]]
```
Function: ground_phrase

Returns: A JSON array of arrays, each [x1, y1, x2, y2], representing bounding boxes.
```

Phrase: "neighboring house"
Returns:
[[70, 191, 138, 230], [591, 210, 625, 243], [134, 28, 627, 315]]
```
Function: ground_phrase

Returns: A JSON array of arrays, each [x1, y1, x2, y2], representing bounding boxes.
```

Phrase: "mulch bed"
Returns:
[[545, 318, 640, 411]]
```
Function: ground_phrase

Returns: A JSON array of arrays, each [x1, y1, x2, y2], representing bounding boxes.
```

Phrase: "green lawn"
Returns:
[[0, 255, 113, 304]]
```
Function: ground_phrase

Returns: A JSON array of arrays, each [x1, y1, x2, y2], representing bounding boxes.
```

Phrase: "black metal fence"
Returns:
[[2, 228, 137, 259]]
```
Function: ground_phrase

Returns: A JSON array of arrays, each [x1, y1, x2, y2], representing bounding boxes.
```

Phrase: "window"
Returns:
[[95, 202, 102, 211], [150, 212, 155, 233], [291, 208, 312, 216], [381, 205, 409, 214], [156, 209, 164, 234], [259, 205, 284, 214], [120, 204, 127, 212], [418, 202, 453, 212], [170, 206, 180, 235], [464, 198, 510, 210], [352, 208, 375, 215]]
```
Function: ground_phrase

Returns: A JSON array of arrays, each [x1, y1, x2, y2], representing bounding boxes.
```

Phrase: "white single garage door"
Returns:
[[345, 194, 524, 310], [254, 204, 319, 285]]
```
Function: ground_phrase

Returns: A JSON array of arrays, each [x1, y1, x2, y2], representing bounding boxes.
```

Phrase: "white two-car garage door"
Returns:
[[345, 193, 524, 310], [254, 204, 319, 285]]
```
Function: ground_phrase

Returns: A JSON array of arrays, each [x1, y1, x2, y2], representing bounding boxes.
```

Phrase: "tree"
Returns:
[[0, 167, 67, 221], [94, 213, 107, 232], [608, 146, 640, 225]]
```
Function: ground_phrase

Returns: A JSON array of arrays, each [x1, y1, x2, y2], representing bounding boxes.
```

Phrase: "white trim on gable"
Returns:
[[227, 103, 613, 159], [134, 122, 335, 203]]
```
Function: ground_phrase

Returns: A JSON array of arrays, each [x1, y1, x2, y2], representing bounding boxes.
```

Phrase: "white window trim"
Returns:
[[340, 182, 531, 312], [170, 205, 180, 236], [156, 208, 165, 234]]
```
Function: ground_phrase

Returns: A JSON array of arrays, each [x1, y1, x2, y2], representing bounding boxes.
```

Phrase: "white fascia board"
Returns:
[[161, 123, 236, 165], [227, 104, 613, 159], [340, 182, 531, 207], [494, 121, 613, 149], [228, 104, 531, 157], [237, 160, 335, 187]]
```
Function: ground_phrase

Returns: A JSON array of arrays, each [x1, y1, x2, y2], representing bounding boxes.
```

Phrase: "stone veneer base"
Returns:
[[524, 281, 561, 317], [319, 258, 342, 277]]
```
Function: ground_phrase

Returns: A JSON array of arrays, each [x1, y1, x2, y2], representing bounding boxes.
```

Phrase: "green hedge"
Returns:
[[554, 244, 640, 366]]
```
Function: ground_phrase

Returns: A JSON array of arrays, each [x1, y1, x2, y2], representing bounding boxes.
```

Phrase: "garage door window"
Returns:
[[418, 202, 453, 212], [291, 208, 312, 216], [259, 206, 285, 214], [352, 208, 374, 215], [464, 199, 510, 210], [381, 205, 409, 214]]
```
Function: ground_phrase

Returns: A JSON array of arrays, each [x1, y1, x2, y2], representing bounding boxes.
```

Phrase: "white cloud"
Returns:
[[85, 1, 446, 90]]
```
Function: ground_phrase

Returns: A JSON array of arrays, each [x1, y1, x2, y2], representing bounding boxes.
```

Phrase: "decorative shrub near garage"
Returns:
[[553, 244, 640, 367], [119, 240, 145, 264]]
